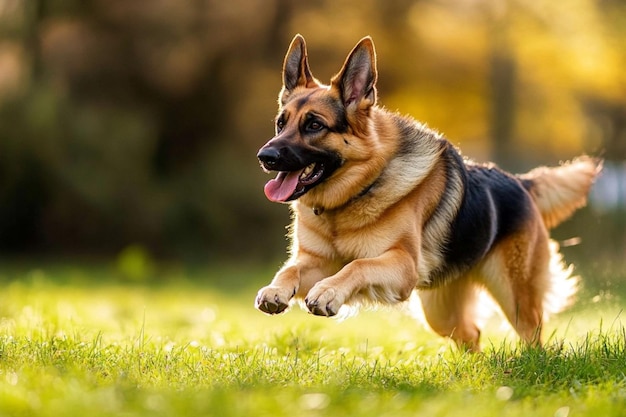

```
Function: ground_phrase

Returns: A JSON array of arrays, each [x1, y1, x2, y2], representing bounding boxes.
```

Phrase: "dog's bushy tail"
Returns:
[[519, 156, 602, 229], [542, 239, 579, 318]]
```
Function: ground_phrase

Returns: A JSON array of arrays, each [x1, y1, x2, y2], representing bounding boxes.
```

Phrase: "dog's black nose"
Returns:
[[257, 147, 281, 167]]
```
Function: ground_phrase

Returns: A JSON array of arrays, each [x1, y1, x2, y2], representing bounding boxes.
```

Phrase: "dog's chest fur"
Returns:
[[295, 203, 409, 260], [291, 117, 453, 266]]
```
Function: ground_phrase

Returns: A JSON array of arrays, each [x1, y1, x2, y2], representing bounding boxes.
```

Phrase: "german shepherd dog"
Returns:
[[255, 34, 601, 351]]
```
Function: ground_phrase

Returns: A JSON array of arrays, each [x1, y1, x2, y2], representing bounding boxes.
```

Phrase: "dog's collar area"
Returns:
[[355, 180, 377, 200], [311, 178, 379, 216]]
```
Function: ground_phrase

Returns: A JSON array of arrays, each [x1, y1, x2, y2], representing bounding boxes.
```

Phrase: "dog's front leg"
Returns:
[[305, 247, 417, 316], [255, 252, 336, 315], [255, 263, 300, 314]]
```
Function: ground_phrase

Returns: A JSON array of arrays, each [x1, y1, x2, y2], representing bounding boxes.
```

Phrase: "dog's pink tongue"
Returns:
[[264, 170, 302, 202]]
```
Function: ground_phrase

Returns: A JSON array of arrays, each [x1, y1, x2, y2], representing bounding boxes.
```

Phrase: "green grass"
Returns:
[[0, 262, 624, 416]]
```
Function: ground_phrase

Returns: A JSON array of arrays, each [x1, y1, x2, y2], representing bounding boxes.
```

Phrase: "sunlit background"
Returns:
[[0, 0, 624, 268]]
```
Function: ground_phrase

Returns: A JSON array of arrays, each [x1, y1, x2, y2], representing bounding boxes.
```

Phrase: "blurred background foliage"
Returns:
[[0, 0, 624, 265]]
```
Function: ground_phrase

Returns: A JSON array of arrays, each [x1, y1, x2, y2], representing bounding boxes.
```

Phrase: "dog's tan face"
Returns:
[[258, 88, 345, 202], [257, 35, 378, 204]]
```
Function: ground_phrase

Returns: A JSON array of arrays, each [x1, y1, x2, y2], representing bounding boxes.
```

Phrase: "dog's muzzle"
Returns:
[[257, 147, 281, 170]]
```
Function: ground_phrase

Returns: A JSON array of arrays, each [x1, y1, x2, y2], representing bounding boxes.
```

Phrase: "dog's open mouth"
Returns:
[[264, 162, 325, 202]]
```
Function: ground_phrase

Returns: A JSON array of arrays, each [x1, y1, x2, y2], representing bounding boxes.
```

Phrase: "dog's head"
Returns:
[[258, 35, 380, 205]]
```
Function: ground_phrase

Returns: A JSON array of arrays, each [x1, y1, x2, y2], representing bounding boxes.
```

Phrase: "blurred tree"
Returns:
[[488, 0, 517, 169]]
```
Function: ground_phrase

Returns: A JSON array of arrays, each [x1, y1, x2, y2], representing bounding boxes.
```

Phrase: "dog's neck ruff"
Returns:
[[312, 178, 378, 216], [310, 120, 444, 218]]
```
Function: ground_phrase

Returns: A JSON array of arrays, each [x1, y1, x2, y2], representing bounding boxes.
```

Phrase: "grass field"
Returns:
[[0, 260, 624, 416]]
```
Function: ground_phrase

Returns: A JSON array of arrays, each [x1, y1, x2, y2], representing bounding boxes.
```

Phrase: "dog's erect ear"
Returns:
[[281, 34, 317, 101], [331, 37, 377, 111]]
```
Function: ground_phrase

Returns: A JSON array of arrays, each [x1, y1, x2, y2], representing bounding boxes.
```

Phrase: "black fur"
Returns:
[[324, 97, 349, 134], [429, 145, 533, 285], [293, 91, 316, 112]]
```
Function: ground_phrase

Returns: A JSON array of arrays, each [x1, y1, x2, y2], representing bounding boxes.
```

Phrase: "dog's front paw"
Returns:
[[305, 284, 345, 317], [255, 285, 296, 315]]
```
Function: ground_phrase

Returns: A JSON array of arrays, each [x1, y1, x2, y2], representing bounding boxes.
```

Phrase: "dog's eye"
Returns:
[[305, 120, 325, 133], [276, 118, 285, 133]]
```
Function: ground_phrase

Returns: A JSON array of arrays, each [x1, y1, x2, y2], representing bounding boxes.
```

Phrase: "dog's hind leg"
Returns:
[[418, 277, 485, 352], [479, 222, 550, 347]]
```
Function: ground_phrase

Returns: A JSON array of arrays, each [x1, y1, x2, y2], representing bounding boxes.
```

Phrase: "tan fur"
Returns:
[[255, 35, 600, 351], [520, 156, 602, 228]]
